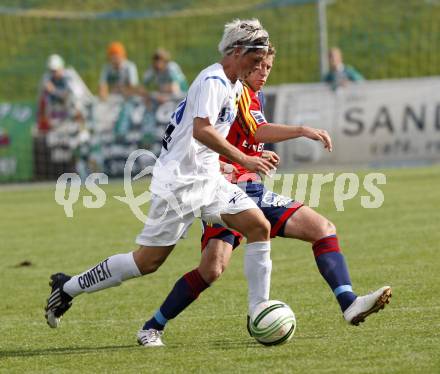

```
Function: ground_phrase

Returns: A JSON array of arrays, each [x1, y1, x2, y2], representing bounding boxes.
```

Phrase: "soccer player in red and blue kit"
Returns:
[[140, 45, 392, 345]]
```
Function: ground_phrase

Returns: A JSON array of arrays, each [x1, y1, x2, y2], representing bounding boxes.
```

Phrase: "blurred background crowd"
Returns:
[[1, 0, 439, 182]]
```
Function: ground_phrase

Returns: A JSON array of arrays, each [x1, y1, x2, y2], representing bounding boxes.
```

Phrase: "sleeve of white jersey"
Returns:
[[192, 77, 227, 126]]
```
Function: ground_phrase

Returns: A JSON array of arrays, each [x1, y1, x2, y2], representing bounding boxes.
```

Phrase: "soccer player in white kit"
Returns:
[[45, 19, 277, 346]]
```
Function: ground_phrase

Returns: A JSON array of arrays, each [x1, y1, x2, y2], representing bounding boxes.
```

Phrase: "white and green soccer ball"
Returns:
[[249, 300, 296, 346]]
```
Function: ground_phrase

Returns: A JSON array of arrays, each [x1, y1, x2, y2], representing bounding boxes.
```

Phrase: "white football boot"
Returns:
[[343, 286, 392, 326], [137, 329, 165, 347]]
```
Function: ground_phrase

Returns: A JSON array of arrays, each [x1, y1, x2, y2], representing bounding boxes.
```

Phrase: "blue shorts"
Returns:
[[201, 181, 303, 250]]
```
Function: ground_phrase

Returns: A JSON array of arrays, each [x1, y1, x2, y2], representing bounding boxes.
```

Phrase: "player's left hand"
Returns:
[[220, 160, 238, 183], [261, 150, 280, 167], [301, 126, 333, 152], [220, 160, 238, 175]]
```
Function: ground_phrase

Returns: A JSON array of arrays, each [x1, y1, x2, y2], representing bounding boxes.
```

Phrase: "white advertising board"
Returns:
[[270, 77, 440, 168]]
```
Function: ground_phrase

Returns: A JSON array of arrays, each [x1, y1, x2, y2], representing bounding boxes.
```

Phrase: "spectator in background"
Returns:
[[99, 41, 139, 99], [324, 47, 364, 90], [36, 54, 92, 180], [37, 54, 83, 132], [142, 48, 188, 105]]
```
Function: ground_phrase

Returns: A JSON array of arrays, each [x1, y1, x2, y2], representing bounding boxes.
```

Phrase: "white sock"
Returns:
[[244, 241, 272, 315], [63, 252, 141, 297]]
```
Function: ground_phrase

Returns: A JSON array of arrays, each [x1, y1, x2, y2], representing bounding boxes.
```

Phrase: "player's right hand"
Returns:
[[261, 150, 280, 167], [301, 126, 333, 152], [242, 155, 275, 175]]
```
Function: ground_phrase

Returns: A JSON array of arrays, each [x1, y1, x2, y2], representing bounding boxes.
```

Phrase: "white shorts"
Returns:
[[136, 176, 257, 246]]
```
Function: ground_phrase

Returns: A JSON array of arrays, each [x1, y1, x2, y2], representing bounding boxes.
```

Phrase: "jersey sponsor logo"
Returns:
[[241, 139, 264, 152], [250, 110, 266, 125], [261, 191, 292, 208]]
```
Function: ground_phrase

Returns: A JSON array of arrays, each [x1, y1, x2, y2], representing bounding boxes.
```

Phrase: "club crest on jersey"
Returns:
[[250, 110, 266, 125]]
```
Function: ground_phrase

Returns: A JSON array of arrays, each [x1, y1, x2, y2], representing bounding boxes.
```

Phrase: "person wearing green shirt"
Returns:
[[324, 47, 364, 90], [142, 48, 188, 104]]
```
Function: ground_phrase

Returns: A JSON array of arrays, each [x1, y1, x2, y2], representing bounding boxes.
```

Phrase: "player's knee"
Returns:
[[325, 220, 336, 236], [136, 259, 162, 275], [257, 218, 271, 239], [199, 265, 224, 284], [133, 248, 167, 275], [316, 219, 336, 240], [204, 268, 223, 283], [326, 220, 337, 236], [247, 218, 270, 241], [144, 260, 163, 274]]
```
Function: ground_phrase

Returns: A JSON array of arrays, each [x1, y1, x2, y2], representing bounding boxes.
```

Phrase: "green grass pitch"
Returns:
[[1, 166, 439, 373]]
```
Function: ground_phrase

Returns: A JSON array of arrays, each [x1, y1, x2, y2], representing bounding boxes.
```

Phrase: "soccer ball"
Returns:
[[249, 300, 296, 346]]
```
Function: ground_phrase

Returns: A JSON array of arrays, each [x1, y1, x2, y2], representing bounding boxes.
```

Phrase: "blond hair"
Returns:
[[218, 18, 269, 56]]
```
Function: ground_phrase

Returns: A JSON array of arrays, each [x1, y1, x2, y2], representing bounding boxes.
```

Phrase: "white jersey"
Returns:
[[150, 63, 242, 193]]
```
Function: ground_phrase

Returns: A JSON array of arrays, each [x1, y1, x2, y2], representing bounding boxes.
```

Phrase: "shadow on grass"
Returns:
[[208, 339, 261, 349], [0, 344, 137, 358], [0, 340, 257, 358], [1, 335, 317, 357], [207, 335, 326, 350]]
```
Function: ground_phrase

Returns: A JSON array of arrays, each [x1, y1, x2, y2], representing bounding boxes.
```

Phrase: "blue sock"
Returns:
[[143, 268, 209, 331], [312, 235, 357, 312], [143, 309, 167, 331]]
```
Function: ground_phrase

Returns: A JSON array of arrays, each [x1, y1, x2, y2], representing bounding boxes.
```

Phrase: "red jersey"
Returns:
[[220, 82, 268, 179]]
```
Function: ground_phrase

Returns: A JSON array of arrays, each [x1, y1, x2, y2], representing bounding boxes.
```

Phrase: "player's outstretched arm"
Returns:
[[254, 123, 333, 152], [193, 117, 275, 175]]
